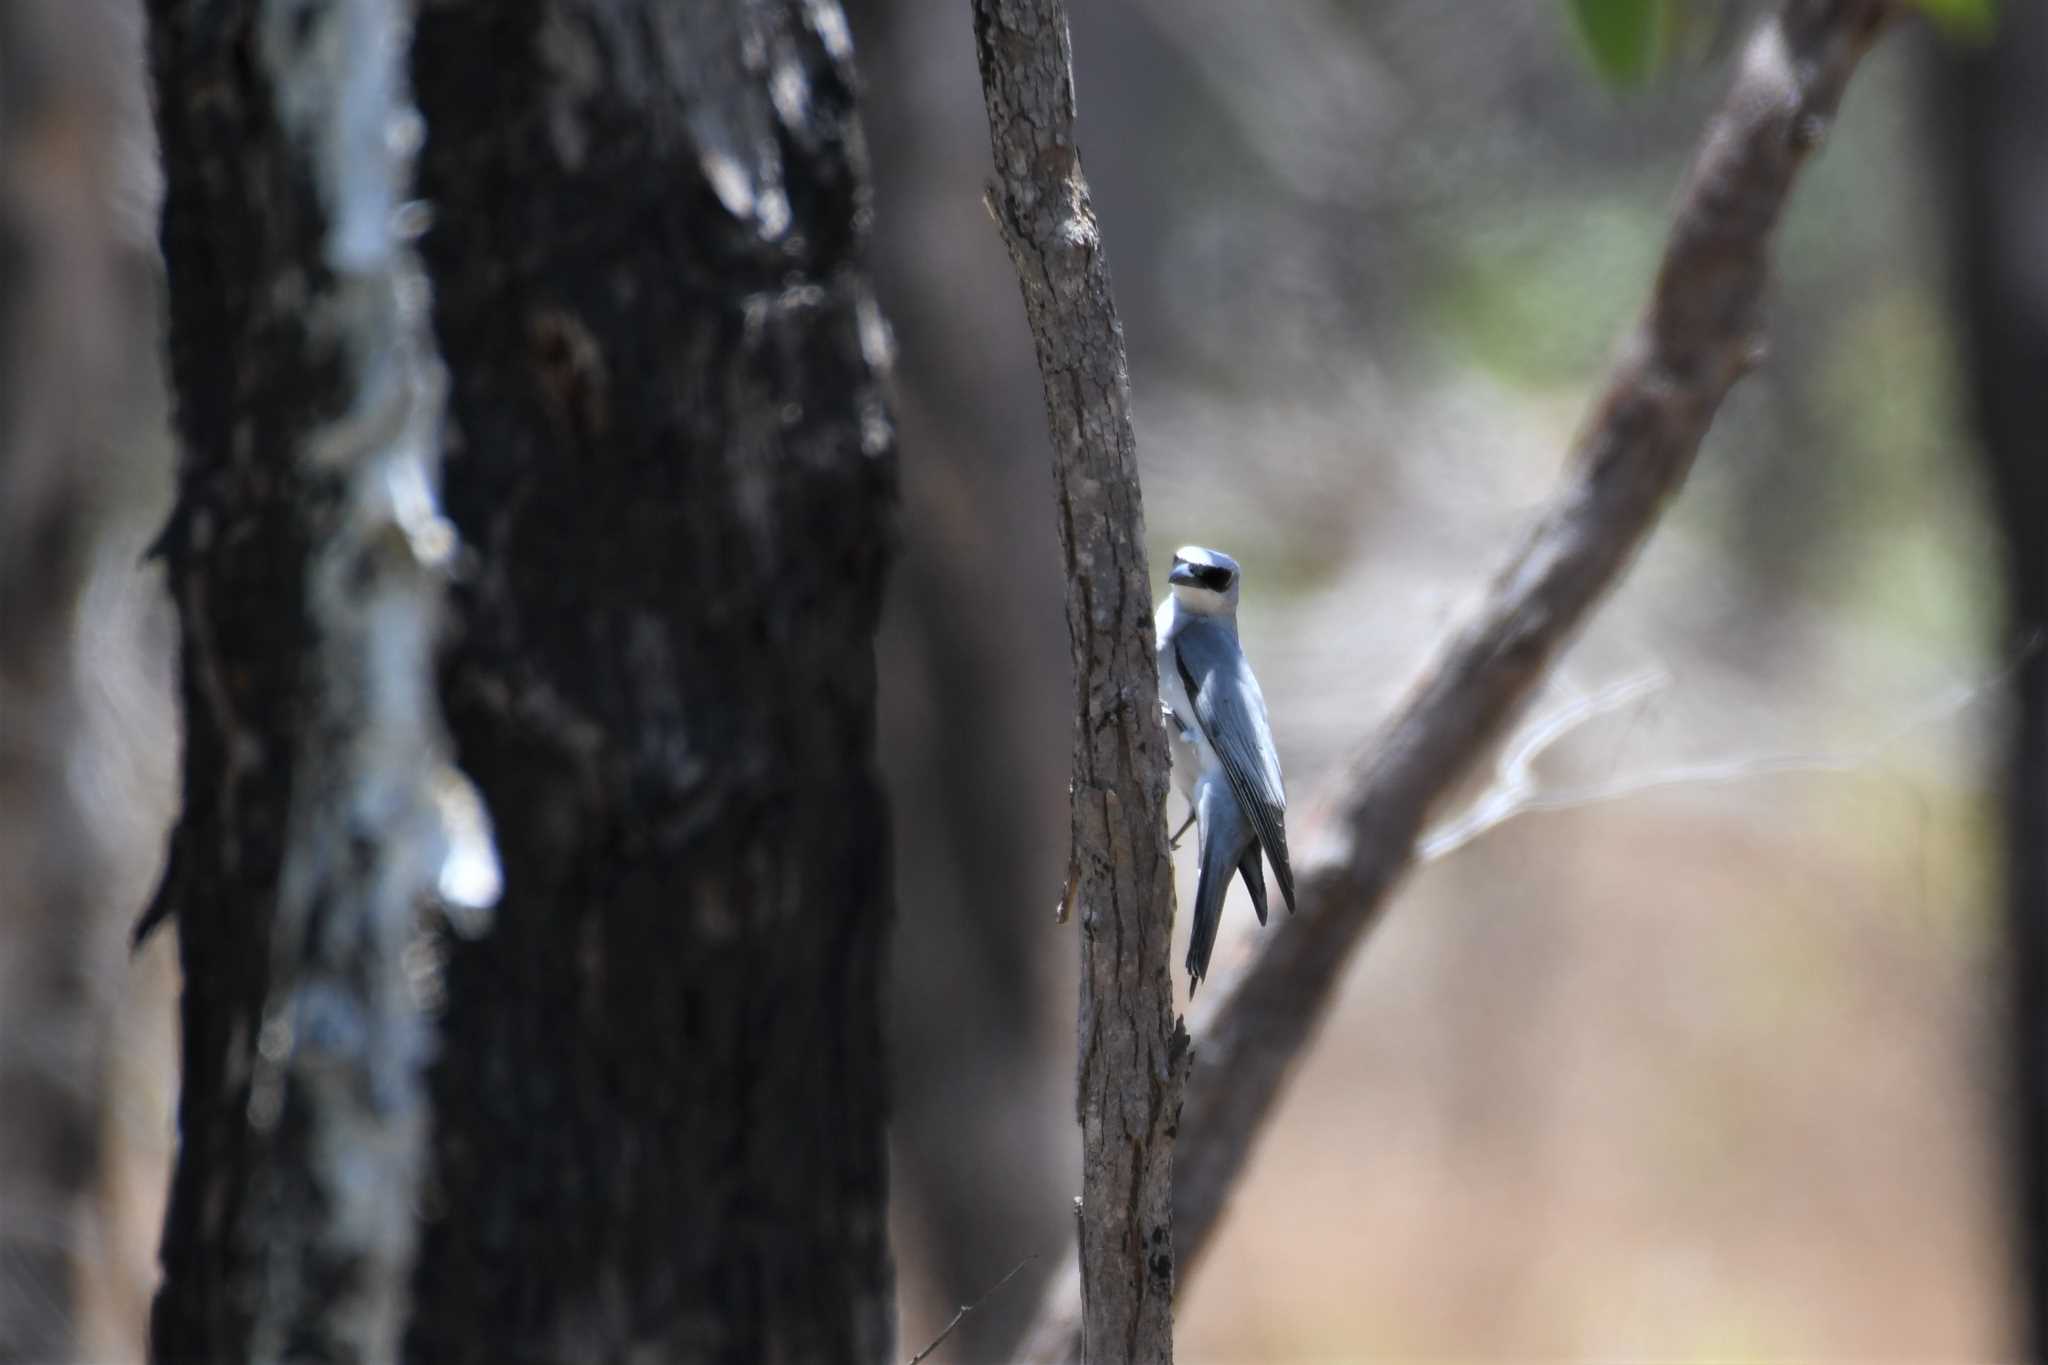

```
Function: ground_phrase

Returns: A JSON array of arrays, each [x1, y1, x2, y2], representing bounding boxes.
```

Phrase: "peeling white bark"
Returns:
[[244, 2, 498, 1359]]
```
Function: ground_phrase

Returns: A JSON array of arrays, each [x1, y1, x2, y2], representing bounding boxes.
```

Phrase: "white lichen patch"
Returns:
[[242, 2, 500, 1361], [430, 765, 502, 930], [756, 185, 792, 240], [855, 291, 895, 372], [806, 0, 853, 62], [536, 9, 601, 169], [701, 146, 765, 229], [769, 60, 810, 129], [681, 4, 793, 243]]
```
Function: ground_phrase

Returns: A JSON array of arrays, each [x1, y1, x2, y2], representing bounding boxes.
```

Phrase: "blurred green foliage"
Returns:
[[1568, 0, 1996, 87], [1908, 0, 1998, 41], [1810, 284, 1999, 654], [1565, 0, 1671, 86], [1429, 195, 1662, 388]]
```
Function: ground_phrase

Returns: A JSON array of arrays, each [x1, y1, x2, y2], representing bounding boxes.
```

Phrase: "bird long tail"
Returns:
[[1186, 781, 1255, 993], [1239, 844, 1268, 927]]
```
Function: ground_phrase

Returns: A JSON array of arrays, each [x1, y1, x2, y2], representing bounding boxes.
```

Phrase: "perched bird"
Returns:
[[1156, 546, 1294, 991]]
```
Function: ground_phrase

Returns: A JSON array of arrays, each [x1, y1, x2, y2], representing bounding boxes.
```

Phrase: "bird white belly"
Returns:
[[1166, 713, 1205, 805], [1157, 616, 1220, 808]]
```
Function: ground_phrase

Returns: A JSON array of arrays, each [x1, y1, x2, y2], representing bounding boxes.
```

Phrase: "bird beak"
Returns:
[[1168, 561, 1199, 587]]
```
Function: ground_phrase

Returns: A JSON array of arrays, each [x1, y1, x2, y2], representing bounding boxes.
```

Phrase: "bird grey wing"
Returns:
[[1172, 617, 1295, 913], [1187, 778, 1256, 991]]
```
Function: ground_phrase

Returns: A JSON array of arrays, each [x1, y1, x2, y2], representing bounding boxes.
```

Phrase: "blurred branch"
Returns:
[[1423, 646, 2027, 860], [0, 3, 160, 1358], [1019, 0, 1895, 1356], [1418, 668, 1673, 860], [1937, 0, 2048, 1348], [971, 1, 1188, 1360]]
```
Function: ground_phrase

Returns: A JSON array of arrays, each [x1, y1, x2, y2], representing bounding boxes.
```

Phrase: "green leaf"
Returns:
[[1907, 0, 1998, 42], [1565, 0, 1670, 87]]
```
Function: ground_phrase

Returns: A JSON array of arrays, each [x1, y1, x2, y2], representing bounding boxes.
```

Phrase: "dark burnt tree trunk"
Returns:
[[145, 0, 897, 1360], [1939, 8, 2048, 1353], [407, 1, 898, 1358]]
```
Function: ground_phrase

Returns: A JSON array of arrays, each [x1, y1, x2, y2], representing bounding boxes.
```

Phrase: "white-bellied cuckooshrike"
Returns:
[[1156, 545, 1295, 992]]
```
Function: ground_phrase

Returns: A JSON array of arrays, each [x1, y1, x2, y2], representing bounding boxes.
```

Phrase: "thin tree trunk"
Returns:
[[1937, 5, 2048, 1351], [972, 2, 1187, 1361], [145, 0, 898, 1360]]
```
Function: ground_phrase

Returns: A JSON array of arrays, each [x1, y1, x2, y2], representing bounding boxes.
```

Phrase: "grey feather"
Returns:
[[1238, 843, 1268, 927], [1172, 616, 1295, 914], [1187, 778, 1257, 990]]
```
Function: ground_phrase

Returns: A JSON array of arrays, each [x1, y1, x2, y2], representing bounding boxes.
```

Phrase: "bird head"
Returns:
[[1167, 545, 1241, 616]]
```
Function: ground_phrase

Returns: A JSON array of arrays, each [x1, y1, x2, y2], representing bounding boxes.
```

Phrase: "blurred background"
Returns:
[[0, 0, 2025, 1360]]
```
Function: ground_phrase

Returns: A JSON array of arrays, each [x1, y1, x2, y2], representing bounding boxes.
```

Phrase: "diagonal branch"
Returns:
[[972, 1, 1189, 1361], [1019, 0, 1896, 1357]]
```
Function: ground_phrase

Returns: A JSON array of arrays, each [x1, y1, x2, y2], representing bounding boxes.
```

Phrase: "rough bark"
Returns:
[[1937, 5, 2048, 1351], [972, 2, 1187, 1361], [405, 2, 898, 1361], [146, 0, 896, 1361], [1020, 1, 1895, 1356], [146, 0, 490, 1359]]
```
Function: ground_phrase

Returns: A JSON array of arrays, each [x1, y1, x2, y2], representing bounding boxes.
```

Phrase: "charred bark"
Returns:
[[406, 2, 898, 1360], [145, 0, 897, 1360], [147, 0, 491, 1358]]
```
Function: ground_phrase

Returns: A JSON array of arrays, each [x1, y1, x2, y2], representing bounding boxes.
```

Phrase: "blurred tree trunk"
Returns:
[[146, 0, 896, 1360], [146, 0, 491, 1356], [0, 2, 161, 1357], [839, 0, 1077, 1352], [1938, 9, 2048, 1352], [406, 1, 898, 1357]]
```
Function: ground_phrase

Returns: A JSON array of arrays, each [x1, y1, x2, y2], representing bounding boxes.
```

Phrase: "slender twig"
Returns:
[[1423, 643, 2029, 859], [972, 1, 1188, 1361], [1419, 669, 1671, 860], [1017, 1, 1896, 1357], [906, 1255, 1040, 1365]]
